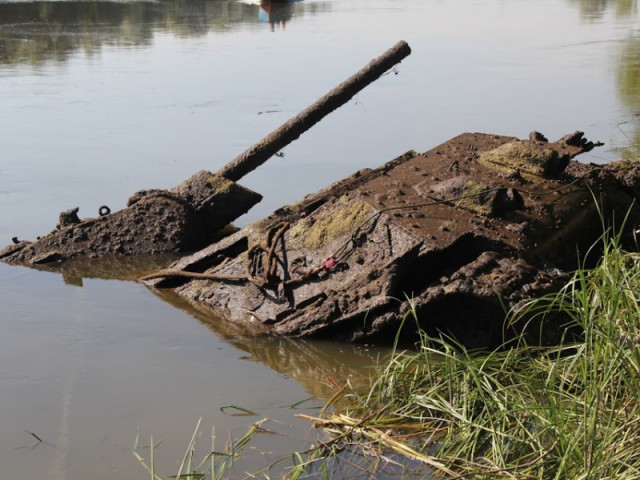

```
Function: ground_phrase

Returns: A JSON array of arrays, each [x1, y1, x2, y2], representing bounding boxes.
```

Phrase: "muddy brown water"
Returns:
[[0, 0, 639, 478]]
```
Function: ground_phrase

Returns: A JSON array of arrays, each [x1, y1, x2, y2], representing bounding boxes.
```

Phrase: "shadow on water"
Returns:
[[0, 0, 331, 65]]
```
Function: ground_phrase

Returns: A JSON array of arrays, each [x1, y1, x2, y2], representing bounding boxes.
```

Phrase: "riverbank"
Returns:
[[303, 231, 640, 478], [137, 228, 640, 479]]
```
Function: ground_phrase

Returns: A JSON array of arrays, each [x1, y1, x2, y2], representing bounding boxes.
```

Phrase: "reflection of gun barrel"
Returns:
[[217, 40, 412, 181], [0, 41, 412, 266]]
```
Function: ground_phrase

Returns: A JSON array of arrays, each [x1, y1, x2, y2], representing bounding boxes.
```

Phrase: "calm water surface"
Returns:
[[1, 0, 639, 478]]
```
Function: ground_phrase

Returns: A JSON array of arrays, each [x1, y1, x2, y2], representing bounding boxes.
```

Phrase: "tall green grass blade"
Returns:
[[296, 232, 640, 479], [176, 418, 201, 480]]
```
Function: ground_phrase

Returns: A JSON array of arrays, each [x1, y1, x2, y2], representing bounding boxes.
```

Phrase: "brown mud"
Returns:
[[136, 131, 640, 347]]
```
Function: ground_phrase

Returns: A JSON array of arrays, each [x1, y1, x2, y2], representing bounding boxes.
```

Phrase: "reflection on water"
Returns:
[[567, 0, 640, 158], [0, 0, 330, 64], [19, 245, 388, 400], [30, 253, 181, 286], [617, 34, 640, 159], [16, 246, 386, 399], [256, 0, 296, 31], [568, 0, 637, 19], [153, 288, 383, 399], [25, 227, 238, 285], [0, 260, 373, 479]]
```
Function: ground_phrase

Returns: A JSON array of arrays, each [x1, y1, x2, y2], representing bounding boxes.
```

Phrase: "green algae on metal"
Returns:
[[288, 198, 374, 251], [478, 141, 568, 179]]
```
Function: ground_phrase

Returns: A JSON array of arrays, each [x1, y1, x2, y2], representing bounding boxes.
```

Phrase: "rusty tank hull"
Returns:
[[142, 131, 640, 347]]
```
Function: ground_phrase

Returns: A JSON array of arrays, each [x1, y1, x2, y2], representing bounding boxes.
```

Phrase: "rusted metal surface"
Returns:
[[142, 131, 640, 347]]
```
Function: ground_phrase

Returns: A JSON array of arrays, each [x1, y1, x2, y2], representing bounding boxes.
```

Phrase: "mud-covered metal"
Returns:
[[142, 131, 640, 346], [0, 171, 262, 264]]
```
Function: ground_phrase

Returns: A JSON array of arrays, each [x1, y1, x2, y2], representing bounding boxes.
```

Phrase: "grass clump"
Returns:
[[133, 418, 263, 480], [304, 233, 640, 479]]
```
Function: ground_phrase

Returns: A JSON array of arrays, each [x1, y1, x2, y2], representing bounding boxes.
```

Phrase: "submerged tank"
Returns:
[[140, 131, 640, 347]]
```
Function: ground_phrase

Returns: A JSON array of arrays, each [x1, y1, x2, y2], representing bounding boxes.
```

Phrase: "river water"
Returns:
[[0, 0, 638, 478]]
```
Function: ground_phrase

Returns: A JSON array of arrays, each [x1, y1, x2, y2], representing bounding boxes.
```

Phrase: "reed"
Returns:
[[133, 418, 263, 480], [307, 231, 640, 479], [135, 226, 640, 479]]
